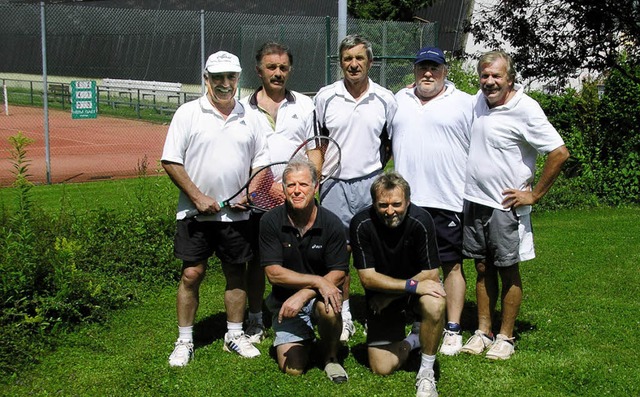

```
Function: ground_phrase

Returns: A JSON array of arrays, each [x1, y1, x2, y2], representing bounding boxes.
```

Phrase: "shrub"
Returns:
[[0, 133, 180, 377]]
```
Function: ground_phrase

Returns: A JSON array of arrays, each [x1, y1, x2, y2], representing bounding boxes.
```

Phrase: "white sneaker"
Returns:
[[485, 334, 515, 360], [460, 330, 494, 355], [416, 369, 438, 397], [223, 332, 261, 358], [439, 329, 463, 356], [245, 319, 266, 344], [168, 339, 194, 367], [340, 318, 355, 343]]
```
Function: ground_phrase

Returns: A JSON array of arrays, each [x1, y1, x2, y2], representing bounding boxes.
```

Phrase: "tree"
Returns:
[[466, 0, 640, 85], [349, 0, 436, 21]]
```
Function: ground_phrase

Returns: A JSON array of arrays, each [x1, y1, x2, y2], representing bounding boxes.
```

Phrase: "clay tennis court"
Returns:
[[0, 106, 169, 186]]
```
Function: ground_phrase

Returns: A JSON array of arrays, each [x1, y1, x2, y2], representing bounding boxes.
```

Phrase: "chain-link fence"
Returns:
[[0, 2, 437, 186]]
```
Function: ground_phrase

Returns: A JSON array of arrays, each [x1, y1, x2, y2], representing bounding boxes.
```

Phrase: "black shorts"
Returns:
[[174, 218, 253, 264], [249, 210, 264, 253], [422, 207, 463, 264], [366, 294, 419, 346]]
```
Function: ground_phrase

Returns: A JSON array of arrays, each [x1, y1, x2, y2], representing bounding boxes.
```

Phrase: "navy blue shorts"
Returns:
[[422, 207, 464, 264]]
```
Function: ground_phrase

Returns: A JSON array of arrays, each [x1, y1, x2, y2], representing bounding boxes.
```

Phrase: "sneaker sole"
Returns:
[[223, 344, 260, 358], [460, 346, 489, 355], [439, 347, 461, 356], [486, 350, 513, 360]]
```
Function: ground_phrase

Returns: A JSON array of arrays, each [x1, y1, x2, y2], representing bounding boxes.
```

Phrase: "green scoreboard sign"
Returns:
[[71, 80, 97, 119]]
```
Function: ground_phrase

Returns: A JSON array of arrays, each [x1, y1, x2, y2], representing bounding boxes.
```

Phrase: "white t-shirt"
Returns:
[[391, 81, 473, 212], [313, 79, 398, 180], [240, 88, 314, 163], [162, 96, 270, 221], [464, 85, 565, 210]]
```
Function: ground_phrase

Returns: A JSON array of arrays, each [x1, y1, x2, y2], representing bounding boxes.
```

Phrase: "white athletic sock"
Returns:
[[248, 311, 263, 325], [227, 321, 244, 337], [178, 326, 193, 342], [419, 353, 436, 373], [342, 299, 352, 320]]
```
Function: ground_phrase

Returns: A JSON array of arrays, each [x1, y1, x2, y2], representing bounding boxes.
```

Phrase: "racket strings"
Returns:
[[302, 137, 341, 182], [247, 163, 287, 210]]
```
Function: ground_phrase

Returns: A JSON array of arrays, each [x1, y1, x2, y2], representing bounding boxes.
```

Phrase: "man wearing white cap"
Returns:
[[162, 51, 271, 365], [391, 46, 474, 359]]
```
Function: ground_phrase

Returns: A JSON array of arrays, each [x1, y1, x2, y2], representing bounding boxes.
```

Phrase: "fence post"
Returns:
[[325, 16, 331, 86], [200, 9, 205, 95], [40, 0, 51, 184], [3, 80, 8, 116]]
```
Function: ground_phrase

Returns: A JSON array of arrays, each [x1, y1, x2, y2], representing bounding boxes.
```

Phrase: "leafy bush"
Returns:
[[0, 134, 180, 377], [531, 59, 640, 209]]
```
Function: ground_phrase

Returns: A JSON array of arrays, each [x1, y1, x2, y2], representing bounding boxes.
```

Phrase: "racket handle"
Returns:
[[178, 208, 200, 219]]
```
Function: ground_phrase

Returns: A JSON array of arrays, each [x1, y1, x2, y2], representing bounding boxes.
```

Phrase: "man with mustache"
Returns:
[[350, 171, 446, 397], [460, 50, 569, 360], [259, 158, 349, 383], [313, 34, 398, 342], [240, 42, 315, 344], [162, 51, 270, 366], [391, 46, 473, 356]]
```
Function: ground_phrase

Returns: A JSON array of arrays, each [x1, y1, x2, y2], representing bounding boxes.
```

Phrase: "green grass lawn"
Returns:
[[1, 182, 638, 397]]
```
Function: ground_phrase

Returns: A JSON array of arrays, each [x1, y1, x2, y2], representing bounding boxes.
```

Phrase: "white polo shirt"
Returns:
[[162, 96, 270, 222], [464, 85, 565, 210], [314, 78, 398, 180], [240, 88, 314, 163], [391, 81, 473, 212]]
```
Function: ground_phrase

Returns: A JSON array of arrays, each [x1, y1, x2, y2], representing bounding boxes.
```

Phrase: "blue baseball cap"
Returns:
[[414, 47, 446, 65]]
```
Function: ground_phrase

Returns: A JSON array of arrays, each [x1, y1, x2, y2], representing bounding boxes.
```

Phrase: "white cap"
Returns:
[[204, 51, 242, 74]]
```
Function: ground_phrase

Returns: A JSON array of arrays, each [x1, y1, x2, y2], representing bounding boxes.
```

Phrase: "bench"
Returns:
[[99, 78, 183, 117], [47, 83, 70, 107], [100, 78, 182, 104]]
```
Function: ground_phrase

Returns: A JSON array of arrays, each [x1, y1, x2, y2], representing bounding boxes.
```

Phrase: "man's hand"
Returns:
[[416, 279, 446, 298], [502, 187, 535, 209], [195, 194, 221, 214], [278, 292, 308, 323], [316, 277, 343, 314]]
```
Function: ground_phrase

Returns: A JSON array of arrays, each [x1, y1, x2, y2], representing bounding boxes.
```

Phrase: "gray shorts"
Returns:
[[266, 294, 317, 346], [462, 201, 535, 267], [319, 171, 379, 231]]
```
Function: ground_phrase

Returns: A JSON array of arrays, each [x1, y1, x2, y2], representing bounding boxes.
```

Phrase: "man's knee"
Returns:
[[419, 294, 446, 322], [368, 347, 400, 375], [278, 344, 308, 375], [181, 264, 206, 288], [475, 260, 489, 276]]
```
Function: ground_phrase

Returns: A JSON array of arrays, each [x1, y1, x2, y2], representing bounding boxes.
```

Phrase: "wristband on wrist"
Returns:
[[405, 279, 418, 294]]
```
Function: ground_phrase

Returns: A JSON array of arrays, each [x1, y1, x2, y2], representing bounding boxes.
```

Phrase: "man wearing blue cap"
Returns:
[[391, 46, 474, 359]]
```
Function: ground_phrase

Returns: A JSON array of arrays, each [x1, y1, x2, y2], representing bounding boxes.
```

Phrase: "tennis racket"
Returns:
[[290, 135, 341, 184], [179, 136, 341, 219], [178, 161, 289, 219]]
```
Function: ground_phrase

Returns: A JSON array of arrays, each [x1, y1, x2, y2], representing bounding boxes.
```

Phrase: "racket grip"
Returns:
[[182, 208, 200, 219]]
